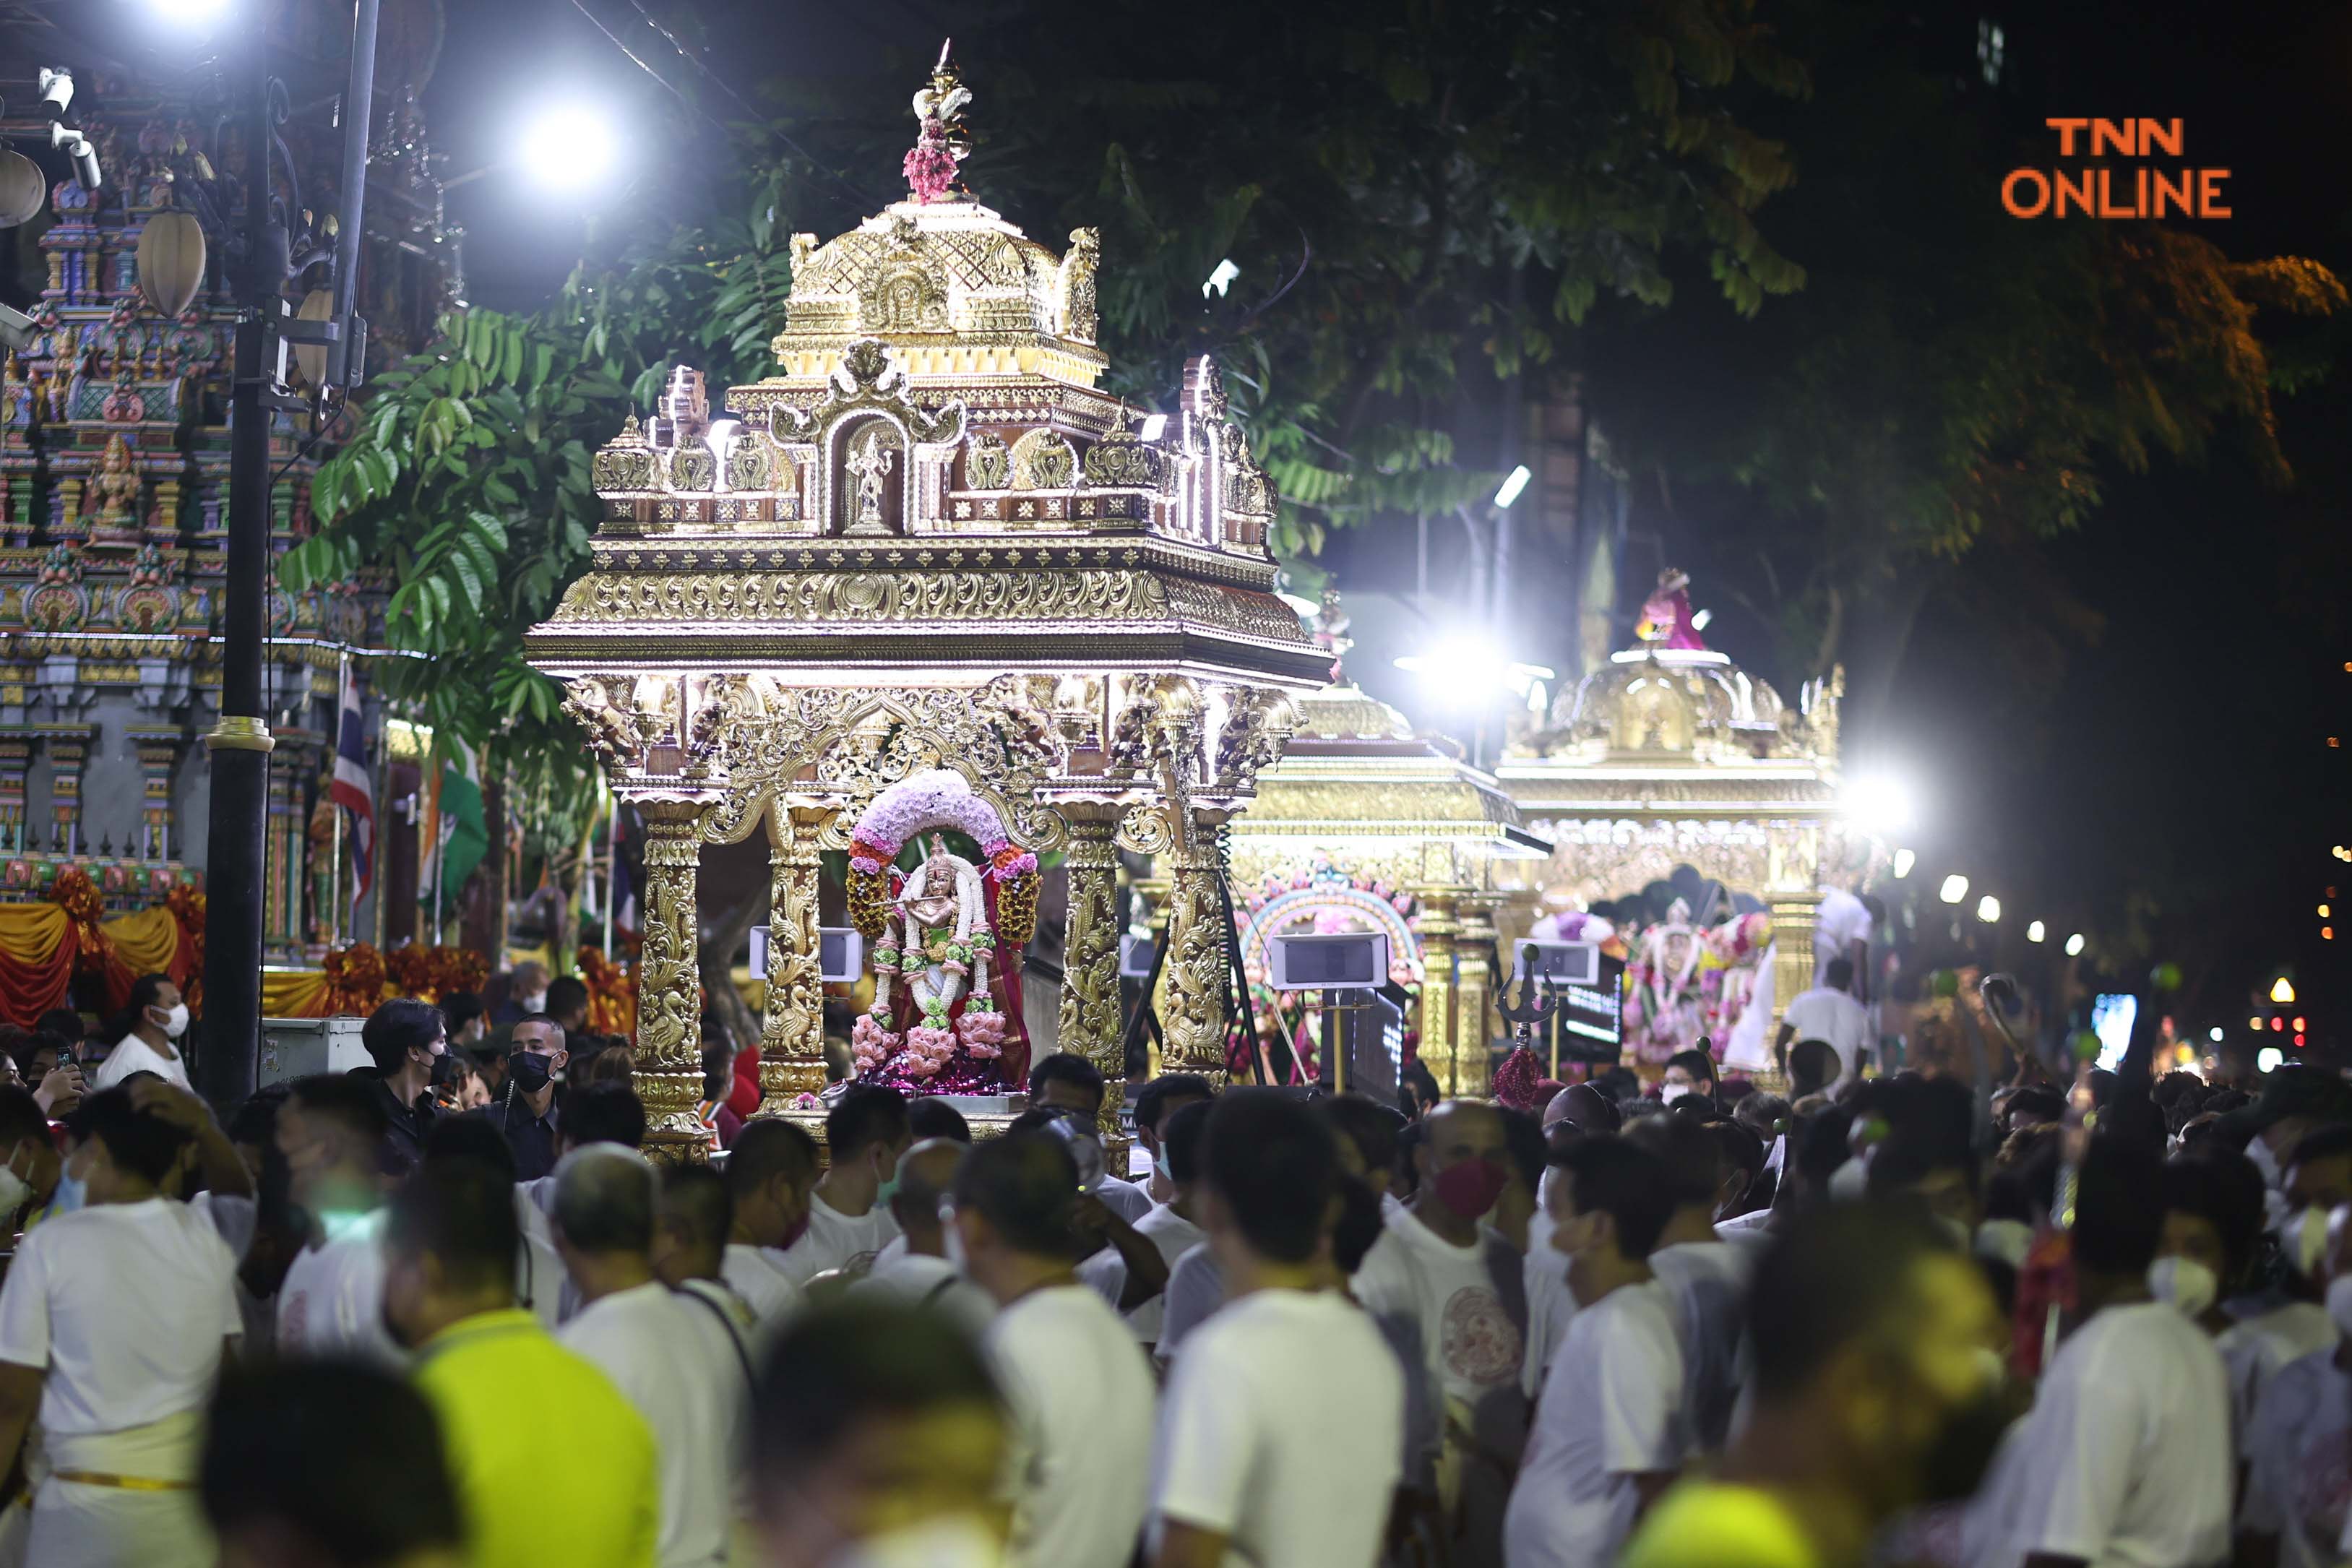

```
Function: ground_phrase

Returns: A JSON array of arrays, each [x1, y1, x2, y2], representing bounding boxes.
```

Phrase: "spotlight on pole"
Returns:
[[1938, 874, 1969, 905], [1493, 464, 1531, 509], [2026, 920, 2046, 943], [1845, 774, 1919, 837], [2064, 931, 2086, 957], [519, 103, 618, 191]]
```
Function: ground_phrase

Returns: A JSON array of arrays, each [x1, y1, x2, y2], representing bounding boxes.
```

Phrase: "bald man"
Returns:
[[846, 1137, 992, 1336], [1351, 1100, 1529, 1564]]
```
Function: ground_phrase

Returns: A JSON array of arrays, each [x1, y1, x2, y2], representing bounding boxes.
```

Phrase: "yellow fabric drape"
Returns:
[[102, 907, 181, 978], [0, 906, 68, 966], [260, 971, 333, 1019]]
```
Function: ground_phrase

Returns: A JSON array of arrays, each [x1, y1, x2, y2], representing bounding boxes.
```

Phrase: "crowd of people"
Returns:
[[0, 973, 2341, 1568]]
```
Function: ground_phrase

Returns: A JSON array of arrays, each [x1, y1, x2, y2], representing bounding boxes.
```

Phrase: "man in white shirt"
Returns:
[[556, 1145, 741, 1568], [1152, 1089, 1403, 1568], [1982, 1137, 2230, 1568], [1351, 1098, 1528, 1563], [1028, 1054, 1153, 1222], [1504, 1134, 1686, 1568], [952, 1129, 1155, 1568], [849, 1137, 994, 1337], [1624, 1113, 1752, 1455], [0, 1085, 239, 1568], [775, 1084, 909, 1283], [274, 1074, 400, 1365], [1812, 887, 1877, 994], [652, 1164, 762, 1527], [1128, 1100, 1210, 1348], [2241, 1198, 2352, 1568], [1132, 1073, 1215, 1206], [722, 1117, 817, 1327], [87, 973, 191, 1093], [1775, 957, 1872, 1083]]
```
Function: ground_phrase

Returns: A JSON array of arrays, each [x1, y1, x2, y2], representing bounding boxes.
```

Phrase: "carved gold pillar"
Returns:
[[635, 798, 710, 1160], [1769, 888, 1822, 1039], [1413, 888, 1460, 1095], [1453, 892, 1496, 1098], [1134, 873, 1171, 1081], [1158, 810, 1233, 1084], [1055, 804, 1125, 1143], [759, 799, 831, 1101]]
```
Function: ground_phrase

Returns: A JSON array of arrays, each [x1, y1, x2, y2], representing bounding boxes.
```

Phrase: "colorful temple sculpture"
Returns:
[[1491, 570, 1864, 1075], [527, 52, 1325, 1158]]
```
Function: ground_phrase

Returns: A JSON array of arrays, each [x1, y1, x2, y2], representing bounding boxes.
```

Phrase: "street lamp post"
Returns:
[[196, 0, 380, 1110]]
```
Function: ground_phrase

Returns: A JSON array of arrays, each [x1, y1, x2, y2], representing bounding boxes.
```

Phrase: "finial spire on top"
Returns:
[[904, 40, 973, 204]]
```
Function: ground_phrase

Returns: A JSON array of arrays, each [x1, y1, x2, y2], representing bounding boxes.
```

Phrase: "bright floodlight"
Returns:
[[1395, 640, 1554, 703], [2064, 931, 2086, 957], [2259, 1046, 2284, 1074], [147, 0, 232, 21], [1938, 874, 1968, 905], [1976, 895, 2000, 923], [1494, 465, 1531, 509], [2208, 1026, 2225, 1043], [1845, 774, 1918, 837], [1892, 848, 1916, 879], [520, 104, 617, 191], [2025, 919, 2045, 943], [1202, 258, 1239, 298]]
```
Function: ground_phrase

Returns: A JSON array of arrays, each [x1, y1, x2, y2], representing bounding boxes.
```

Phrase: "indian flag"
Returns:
[[422, 744, 488, 916]]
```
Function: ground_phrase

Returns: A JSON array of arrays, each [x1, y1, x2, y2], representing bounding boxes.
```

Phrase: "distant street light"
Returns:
[[2064, 932, 2086, 957], [2026, 920, 2046, 943], [1892, 848, 1916, 879], [517, 103, 619, 191], [1939, 874, 1969, 905], [2208, 1026, 2225, 1043], [1976, 895, 2001, 923], [1494, 465, 1531, 509], [2272, 976, 2298, 1004]]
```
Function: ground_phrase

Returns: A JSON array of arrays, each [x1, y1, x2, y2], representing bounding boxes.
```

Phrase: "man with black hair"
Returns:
[[277, 1073, 400, 1364], [753, 1301, 1009, 1567], [1776, 957, 1871, 1084], [1134, 1072, 1215, 1205], [1658, 1049, 1719, 1111], [724, 1118, 816, 1327], [356, 996, 446, 1175], [89, 971, 190, 1093], [1627, 1112, 1752, 1454], [777, 1083, 910, 1282], [441, 990, 487, 1048], [908, 1095, 973, 1143], [419, 1114, 566, 1330], [655, 1164, 761, 1532], [1982, 1137, 2229, 1568], [1028, 1052, 1153, 1220], [385, 1153, 658, 1568], [200, 1361, 463, 1568], [555, 1145, 741, 1568], [1128, 1099, 1211, 1349], [0, 1087, 235, 1567], [1150, 1089, 1403, 1568], [1504, 1135, 1685, 1568], [1785, 1039, 1839, 1103], [484, 1014, 568, 1180], [1621, 1200, 2007, 1568], [952, 1132, 1154, 1568], [546, 974, 592, 1039], [0, 1083, 61, 1230], [850, 1137, 994, 1335]]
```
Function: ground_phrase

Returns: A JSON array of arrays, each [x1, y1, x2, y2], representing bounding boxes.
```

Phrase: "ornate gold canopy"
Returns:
[[525, 58, 1323, 1155]]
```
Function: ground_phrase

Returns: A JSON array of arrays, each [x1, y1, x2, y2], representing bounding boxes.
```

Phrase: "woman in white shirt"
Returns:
[[87, 974, 191, 1094], [0, 1085, 241, 1568]]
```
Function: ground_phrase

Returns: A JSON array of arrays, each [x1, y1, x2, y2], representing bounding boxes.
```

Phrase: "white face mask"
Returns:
[[150, 1003, 189, 1040], [2327, 1274, 2352, 1339], [2278, 1205, 2332, 1280], [519, 991, 548, 1015], [2148, 1255, 2219, 1319], [1660, 1083, 1693, 1105], [828, 1516, 1003, 1568], [0, 1147, 31, 1218]]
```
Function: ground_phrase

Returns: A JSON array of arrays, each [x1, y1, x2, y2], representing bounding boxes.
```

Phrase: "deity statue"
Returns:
[[897, 832, 963, 936], [86, 434, 142, 546], [1634, 567, 1708, 650], [903, 41, 973, 204], [844, 424, 896, 534]]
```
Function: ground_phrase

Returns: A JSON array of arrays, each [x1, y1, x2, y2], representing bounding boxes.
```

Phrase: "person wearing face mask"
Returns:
[[952, 1131, 1155, 1568], [1132, 1073, 1214, 1206], [848, 1139, 994, 1338], [384, 1155, 660, 1568], [2148, 1153, 2278, 1432], [1350, 1098, 1528, 1565], [1503, 1134, 1686, 1568], [485, 1015, 569, 1182], [275, 1074, 400, 1366], [1621, 1200, 2009, 1568], [0, 1085, 63, 1233], [1026, 1054, 1154, 1222], [2239, 1201, 2352, 1568], [1627, 1112, 1755, 1456], [723, 1119, 819, 1329], [777, 1085, 910, 1283], [1974, 1137, 2230, 1568], [0, 1087, 236, 1568], [1123, 1101, 1211, 1351], [754, 1301, 1012, 1568], [87, 973, 189, 1094], [494, 960, 551, 1028], [1657, 1050, 1720, 1114], [353, 999, 446, 1176]]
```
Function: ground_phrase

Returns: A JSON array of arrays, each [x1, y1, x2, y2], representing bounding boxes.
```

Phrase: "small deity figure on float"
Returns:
[[85, 434, 144, 548], [1635, 567, 1708, 650]]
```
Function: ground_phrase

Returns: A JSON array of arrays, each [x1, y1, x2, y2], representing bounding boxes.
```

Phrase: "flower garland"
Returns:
[[844, 770, 1040, 947]]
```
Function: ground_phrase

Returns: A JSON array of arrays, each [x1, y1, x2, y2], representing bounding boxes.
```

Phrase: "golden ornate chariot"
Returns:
[[525, 51, 1324, 1156]]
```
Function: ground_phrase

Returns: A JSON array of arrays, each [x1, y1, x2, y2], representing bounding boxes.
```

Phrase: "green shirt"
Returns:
[[1620, 1481, 1824, 1568], [414, 1308, 660, 1568]]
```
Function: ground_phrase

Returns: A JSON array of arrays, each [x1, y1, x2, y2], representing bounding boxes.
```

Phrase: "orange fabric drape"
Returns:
[[0, 895, 202, 1029]]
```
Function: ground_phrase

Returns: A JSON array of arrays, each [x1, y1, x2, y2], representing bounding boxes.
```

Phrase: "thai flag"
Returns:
[[330, 662, 374, 913]]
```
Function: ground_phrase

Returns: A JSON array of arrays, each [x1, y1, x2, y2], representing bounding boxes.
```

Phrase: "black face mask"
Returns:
[[1916, 1384, 2014, 1504], [507, 1052, 553, 1095]]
